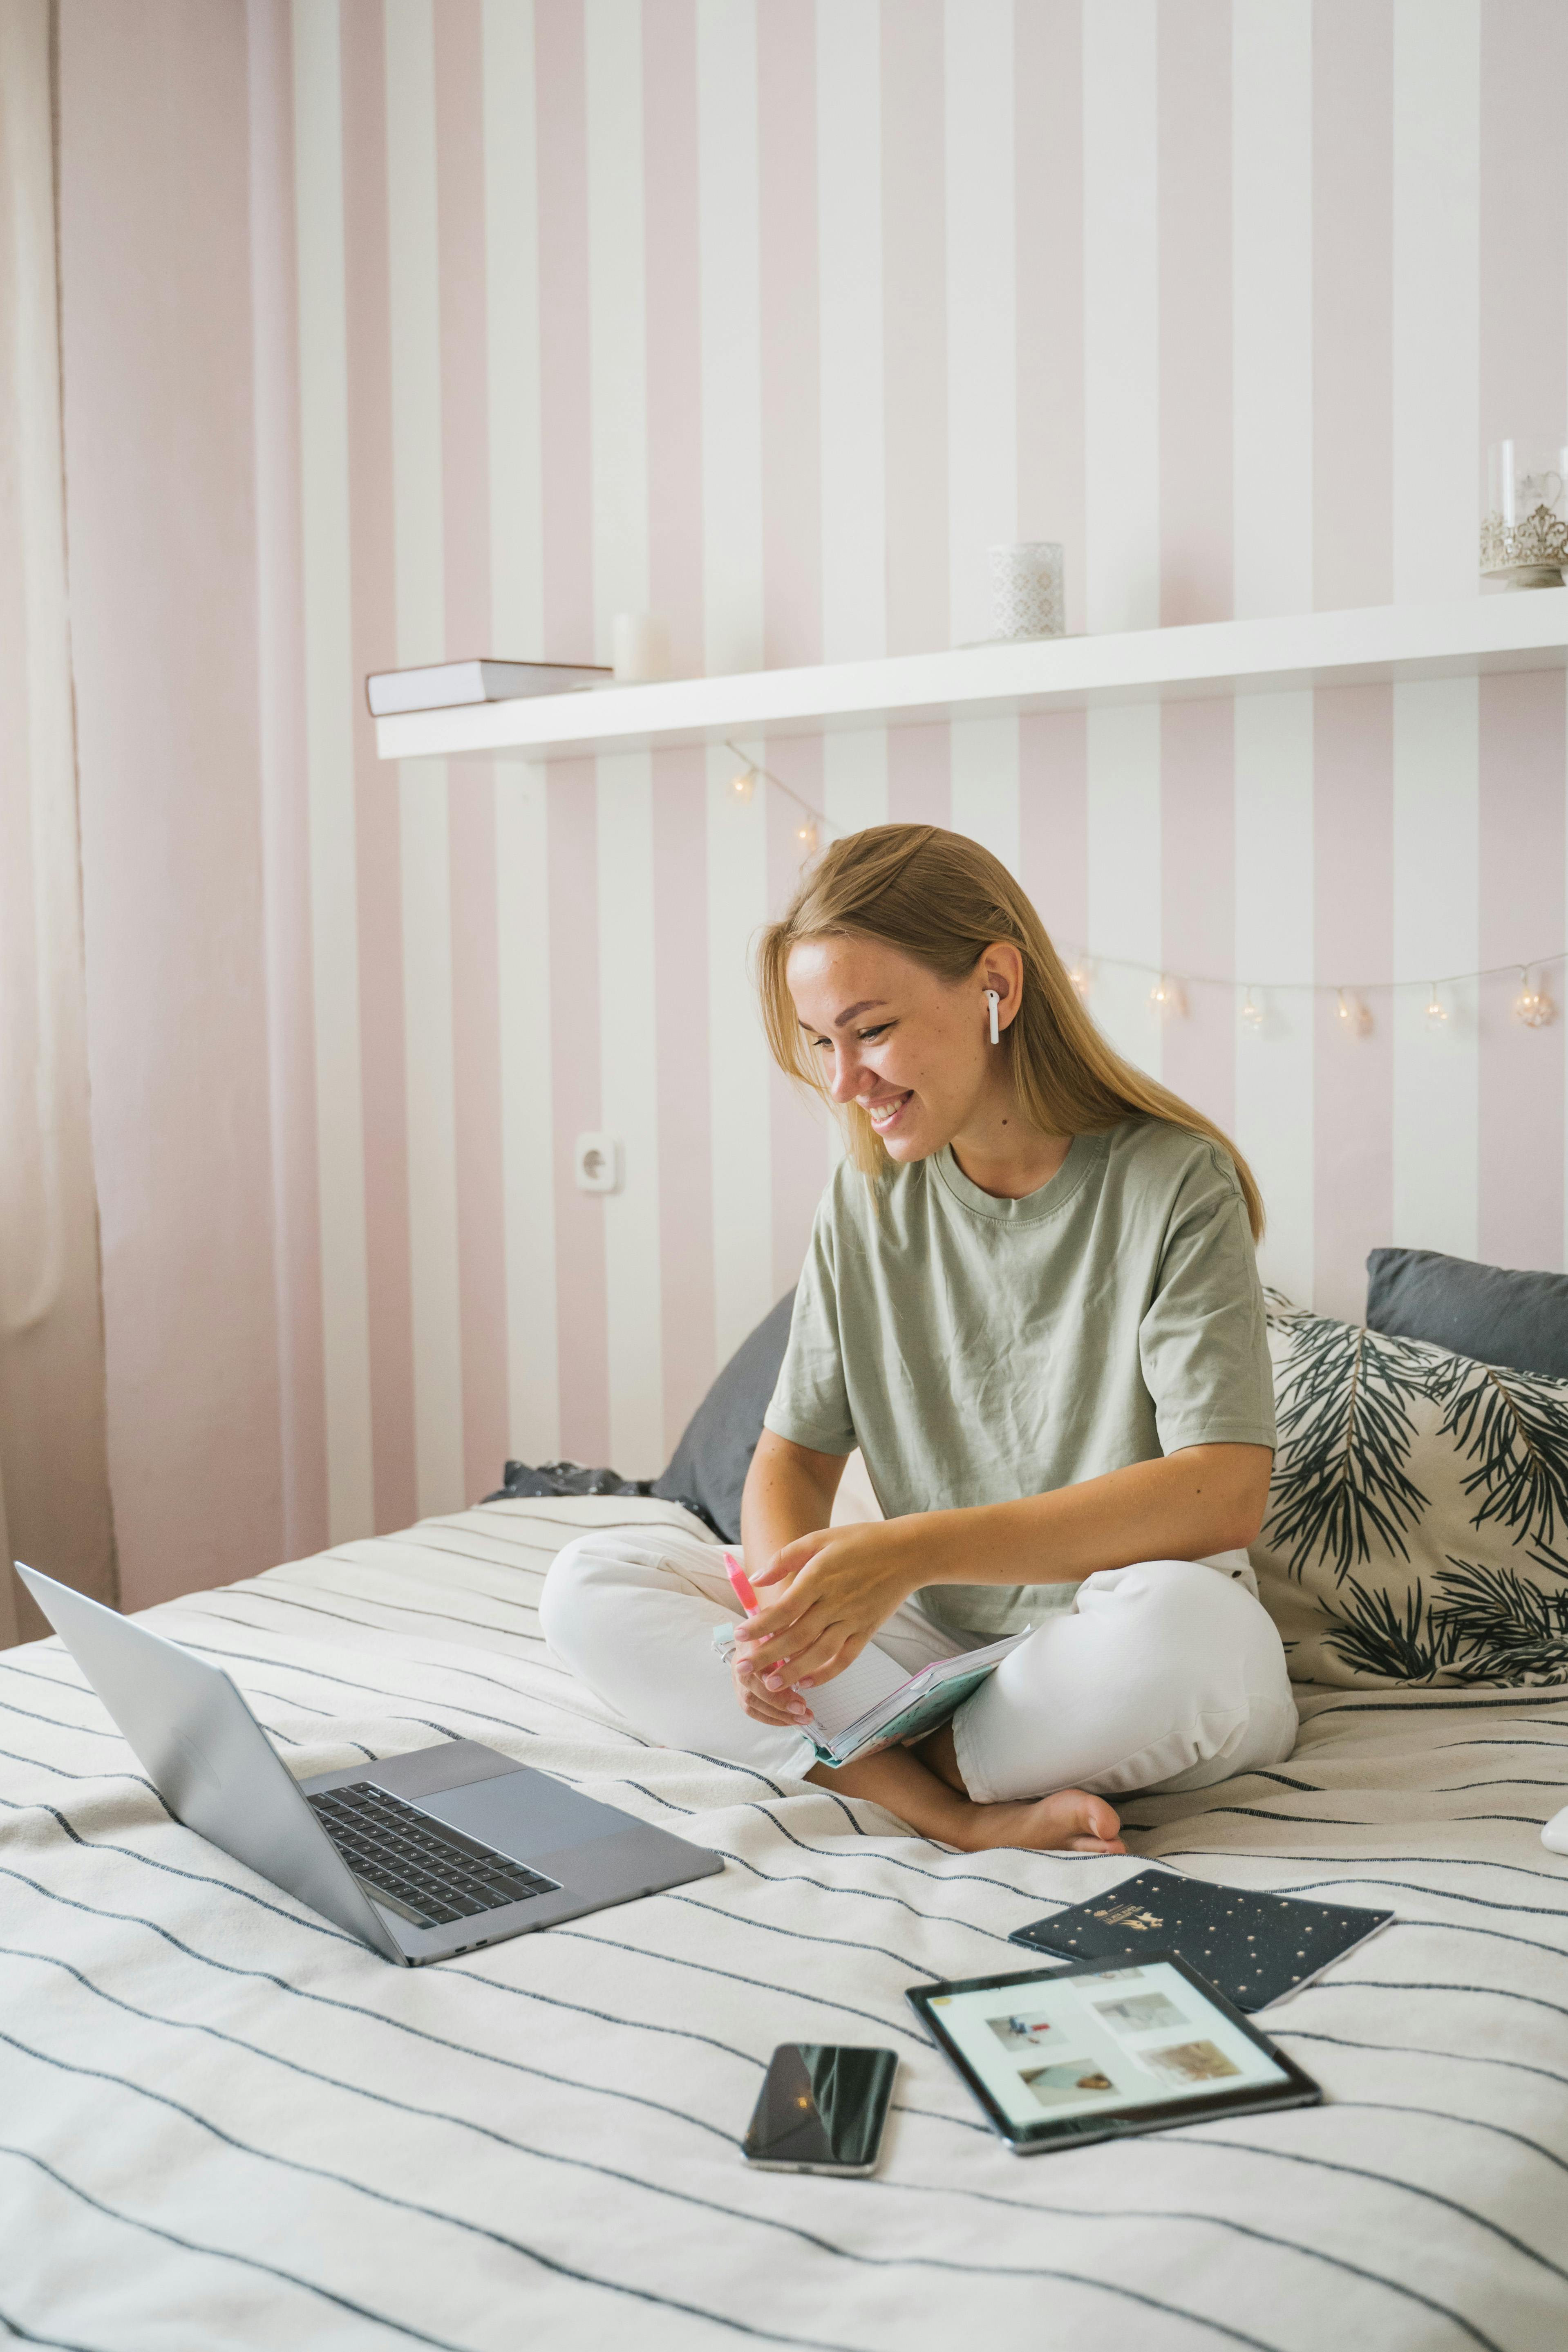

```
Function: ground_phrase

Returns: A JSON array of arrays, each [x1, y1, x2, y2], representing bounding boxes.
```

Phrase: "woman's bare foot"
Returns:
[[807, 1744, 1125, 1855]]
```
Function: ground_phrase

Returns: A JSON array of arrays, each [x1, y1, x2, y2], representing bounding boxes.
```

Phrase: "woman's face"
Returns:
[[786, 933, 1019, 1164]]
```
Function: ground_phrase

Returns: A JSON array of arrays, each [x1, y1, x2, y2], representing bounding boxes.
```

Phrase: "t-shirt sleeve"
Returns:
[[1139, 1146, 1277, 1456], [763, 1198, 858, 1457]]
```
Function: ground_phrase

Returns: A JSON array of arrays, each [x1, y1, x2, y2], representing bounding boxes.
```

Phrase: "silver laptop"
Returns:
[[16, 1564, 722, 1966]]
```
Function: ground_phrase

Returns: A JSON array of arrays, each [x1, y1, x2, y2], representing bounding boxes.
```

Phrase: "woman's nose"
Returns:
[[827, 1046, 863, 1104]]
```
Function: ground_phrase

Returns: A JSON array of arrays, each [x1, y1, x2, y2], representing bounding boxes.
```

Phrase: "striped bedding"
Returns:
[[3, 1496, 1566, 2352]]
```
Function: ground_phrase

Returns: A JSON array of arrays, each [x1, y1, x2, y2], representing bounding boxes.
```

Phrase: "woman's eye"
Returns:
[[857, 1024, 890, 1043]]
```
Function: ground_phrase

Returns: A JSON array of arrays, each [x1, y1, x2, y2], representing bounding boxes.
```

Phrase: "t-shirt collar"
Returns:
[[931, 1132, 1102, 1223]]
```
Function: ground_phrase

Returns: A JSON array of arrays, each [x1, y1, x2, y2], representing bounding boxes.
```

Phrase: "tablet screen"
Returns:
[[923, 1959, 1294, 2134]]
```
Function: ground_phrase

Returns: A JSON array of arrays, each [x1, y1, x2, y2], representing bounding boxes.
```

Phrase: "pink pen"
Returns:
[[723, 1549, 761, 1616]]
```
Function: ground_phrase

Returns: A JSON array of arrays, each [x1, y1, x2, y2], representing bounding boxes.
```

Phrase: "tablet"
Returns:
[[907, 1953, 1322, 2157]]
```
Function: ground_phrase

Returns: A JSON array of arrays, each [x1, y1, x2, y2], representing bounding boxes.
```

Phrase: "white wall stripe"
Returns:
[[596, 753, 664, 1473], [949, 715, 1020, 876], [482, 0, 545, 662], [385, 0, 465, 1517], [697, 0, 764, 677], [1085, 704, 1161, 1080], [1392, 677, 1479, 1258], [1232, 0, 1313, 620], [1082, 0, 1159, 635], [706, 743, 773, 1363], [823, 729, 889, 837], [1234, 693, 1315, 1306], [291, 0, 373, 1543], [494, 763, 559, 1463], [1392, 0, 1480, 604], [944, 0, 1016, 651], [482, 0, 557, 1462], [816, 0, 885, 663], [584, 0, 649, 665]]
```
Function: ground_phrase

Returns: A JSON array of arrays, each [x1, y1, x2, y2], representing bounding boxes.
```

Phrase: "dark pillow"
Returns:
[[1366, 1247, 1568, 1382], [651, 1289, 797, 1542]]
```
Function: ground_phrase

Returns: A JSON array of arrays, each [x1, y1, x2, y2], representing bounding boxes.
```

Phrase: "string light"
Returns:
[[1067, 958, 1093, 999], [795, 818, 819, 855], [1240, 987, 1264, 1034], [1425, 982, 1448, 1030], [728, 766, 756, 803], [1148, 974, 1184, 1017], [722, 741, 830, 862], [1336, 988, 1371, 1038], [1513, 967, 1556, 1027]]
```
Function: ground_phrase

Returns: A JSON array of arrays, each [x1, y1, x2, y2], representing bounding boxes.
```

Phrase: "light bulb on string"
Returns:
[[1067, 958, 1093, 999], [1513, 967, 1555, 1028], [1149, 974, 1184, 1018], [1336, 987, 1370, 1038], [795, 818, 819, 856], [1425, 982, 1448, 1031], [728, 766, 756, 803], [1240, 987, 1264, 1034]]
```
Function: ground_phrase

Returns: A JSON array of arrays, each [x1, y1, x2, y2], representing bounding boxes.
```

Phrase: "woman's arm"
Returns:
[[729, 1431, 847, 1725], [737, 1442, 1272, 1695]]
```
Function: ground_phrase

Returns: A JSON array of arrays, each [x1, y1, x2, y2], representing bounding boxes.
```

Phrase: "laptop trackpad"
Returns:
[[417, 1766, 635, 1867]]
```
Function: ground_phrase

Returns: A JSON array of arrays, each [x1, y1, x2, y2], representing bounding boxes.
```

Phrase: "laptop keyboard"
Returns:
[[309, 1780, 560, 1929]]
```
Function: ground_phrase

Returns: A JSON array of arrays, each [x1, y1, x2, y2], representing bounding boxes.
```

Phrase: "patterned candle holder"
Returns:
[[1481, 440, 1568, 588], [988, 542, 1065, 640]]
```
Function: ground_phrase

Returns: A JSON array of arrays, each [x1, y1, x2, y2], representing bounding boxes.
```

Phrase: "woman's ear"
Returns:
[[979, 941, 1025, 1032]]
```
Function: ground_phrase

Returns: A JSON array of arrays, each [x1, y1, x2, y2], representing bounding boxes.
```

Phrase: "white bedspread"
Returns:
[[3, 1498, 1567, 2351]]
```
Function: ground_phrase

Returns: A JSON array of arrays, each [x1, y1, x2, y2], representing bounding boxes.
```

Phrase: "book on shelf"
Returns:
[[366, 658, 613, 717]]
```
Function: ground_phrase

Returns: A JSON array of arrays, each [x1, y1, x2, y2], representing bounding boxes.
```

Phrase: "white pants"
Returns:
[[539, 1529, 1297, 1804]]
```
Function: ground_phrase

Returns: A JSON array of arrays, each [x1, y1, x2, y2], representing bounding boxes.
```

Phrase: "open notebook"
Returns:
[[714, 1622, 1028, 1769]]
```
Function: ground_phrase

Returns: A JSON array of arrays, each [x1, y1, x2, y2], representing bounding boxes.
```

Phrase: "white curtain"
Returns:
[[0, 0, 116, 1643]]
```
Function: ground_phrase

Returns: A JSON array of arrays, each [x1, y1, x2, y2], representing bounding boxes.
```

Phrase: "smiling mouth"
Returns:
[[862, 1091, 913, 1131]]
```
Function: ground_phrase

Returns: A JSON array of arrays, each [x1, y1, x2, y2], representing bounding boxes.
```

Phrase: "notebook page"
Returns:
[[799, 1643, 914, 1741]]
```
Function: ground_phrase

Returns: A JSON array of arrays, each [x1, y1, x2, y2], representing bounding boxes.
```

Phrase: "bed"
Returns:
[[3, 1495, 1566, 2350]]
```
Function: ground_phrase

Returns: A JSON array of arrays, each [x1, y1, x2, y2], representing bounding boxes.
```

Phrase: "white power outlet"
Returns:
[[574, 1132, 621, 1193]]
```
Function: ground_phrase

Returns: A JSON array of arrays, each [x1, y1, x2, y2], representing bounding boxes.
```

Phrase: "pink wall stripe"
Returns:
[[249, 0, 327, 1560], [1478, 672, 1565, 1271], [1018, 709, 1087, 958], [1160, 700, 1235, 1137], [1313, 0, 1393, 612], [651, 747, 715, 1450], [757, 0, 822, 671], [642, 0, 704, 683], [535, 0, 595, 665], [1157, 1, 1232, 627], [887, 721, 951, 829], [547, 767, 609, 1461], [1014, 1, 1085, 635], [436, 0, 509, 1504], [1314, 684, 1394, 1322], [1479, 0, 1568, 484], [340, 0, 416, 1534], [765, 739, 829, 1304], [881, 1, 948, 656]]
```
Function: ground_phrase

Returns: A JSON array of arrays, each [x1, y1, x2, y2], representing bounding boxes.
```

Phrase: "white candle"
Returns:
[[611, 612, 672, 683]]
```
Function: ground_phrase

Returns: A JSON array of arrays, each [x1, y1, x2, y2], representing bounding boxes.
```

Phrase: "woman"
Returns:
[[542, 824, 1295, 1855]]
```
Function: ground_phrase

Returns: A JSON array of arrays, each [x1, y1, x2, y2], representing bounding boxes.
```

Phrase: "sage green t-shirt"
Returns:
[[762, 1119, 1276, 1641]]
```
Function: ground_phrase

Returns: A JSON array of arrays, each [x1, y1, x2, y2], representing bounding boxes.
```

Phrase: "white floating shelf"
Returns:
[[374, 590, 1568, 766]]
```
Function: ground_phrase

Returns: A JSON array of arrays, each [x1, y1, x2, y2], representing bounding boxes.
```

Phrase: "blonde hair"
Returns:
[[757, 823, 1264, 1242]]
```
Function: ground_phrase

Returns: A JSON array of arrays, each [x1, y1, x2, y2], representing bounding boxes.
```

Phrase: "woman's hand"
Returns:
[[729, 1645, 813, 1728], [737, 1520, 929, 1692]]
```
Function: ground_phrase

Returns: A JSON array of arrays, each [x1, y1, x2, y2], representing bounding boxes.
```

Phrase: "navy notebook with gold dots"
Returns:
[[1009, 1869, 1393, 2012]]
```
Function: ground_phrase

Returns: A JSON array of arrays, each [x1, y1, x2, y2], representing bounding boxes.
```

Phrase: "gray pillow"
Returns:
[[1366, 1247, 1568, 1381], [651, 1289, 797, 1542]]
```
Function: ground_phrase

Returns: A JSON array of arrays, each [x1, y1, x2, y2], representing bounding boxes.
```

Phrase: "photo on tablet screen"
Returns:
[[986, 2011, 1059, 2053], [1143, 2039, 1241, 2086], [1019, 2060, 1122, 2111], [1092, 1991, 1187, 2034]]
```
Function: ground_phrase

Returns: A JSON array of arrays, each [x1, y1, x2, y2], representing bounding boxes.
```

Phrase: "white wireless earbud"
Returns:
[[985, 989, 1000, 1045]]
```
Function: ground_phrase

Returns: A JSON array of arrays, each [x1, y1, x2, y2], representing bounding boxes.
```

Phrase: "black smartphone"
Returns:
[[741, 2043, 898, 2175]]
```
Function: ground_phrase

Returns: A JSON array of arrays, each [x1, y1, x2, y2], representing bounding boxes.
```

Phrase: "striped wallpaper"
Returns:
[[228, 0, 1568, 1579]]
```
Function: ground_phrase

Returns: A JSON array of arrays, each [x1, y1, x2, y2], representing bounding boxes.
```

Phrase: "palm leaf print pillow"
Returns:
[[1251, 1293, 1568, 1687]]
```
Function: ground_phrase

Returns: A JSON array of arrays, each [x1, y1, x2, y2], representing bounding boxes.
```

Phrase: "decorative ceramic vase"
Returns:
[[1481, 441, 1568, 588], [988, 542, 1065, 639]]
